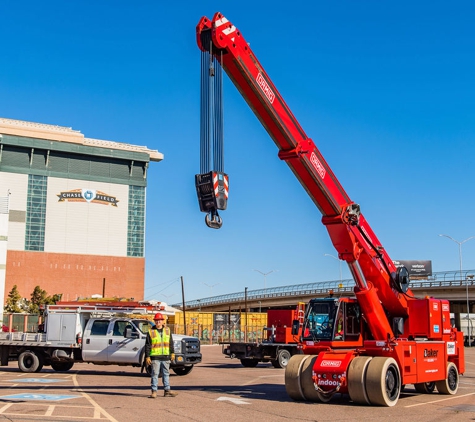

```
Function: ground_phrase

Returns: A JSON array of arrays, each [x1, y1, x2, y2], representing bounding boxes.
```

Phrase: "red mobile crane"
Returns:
[[195, 12, 465, 406]]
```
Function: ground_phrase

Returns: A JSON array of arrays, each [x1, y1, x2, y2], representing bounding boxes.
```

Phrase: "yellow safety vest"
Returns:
[[149, 327, 171, 356]]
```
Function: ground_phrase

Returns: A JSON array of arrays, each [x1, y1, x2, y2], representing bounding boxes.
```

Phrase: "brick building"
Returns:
[[0, 118, 162, 309]]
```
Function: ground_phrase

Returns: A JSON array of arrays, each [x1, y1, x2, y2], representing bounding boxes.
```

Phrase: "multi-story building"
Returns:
[[0, 117, 162, 311]]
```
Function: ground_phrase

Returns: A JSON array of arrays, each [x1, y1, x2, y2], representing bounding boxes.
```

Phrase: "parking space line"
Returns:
[[45, 404, 55, 416], [0, 403, 13, 413], [404, 392, 475, 408], [72, 373, 119, 422]]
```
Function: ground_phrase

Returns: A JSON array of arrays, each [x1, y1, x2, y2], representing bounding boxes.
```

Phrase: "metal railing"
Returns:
[[175, 269, 475, 309]]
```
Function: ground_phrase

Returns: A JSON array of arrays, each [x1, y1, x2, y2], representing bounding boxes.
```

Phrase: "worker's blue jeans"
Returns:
[[150, 359, 171, 392]]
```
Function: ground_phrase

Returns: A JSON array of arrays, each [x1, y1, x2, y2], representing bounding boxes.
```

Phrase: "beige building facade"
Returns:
[[0, 118, 163, 313]]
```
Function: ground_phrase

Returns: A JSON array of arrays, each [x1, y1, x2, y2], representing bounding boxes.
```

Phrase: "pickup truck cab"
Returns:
[[82, 317, 201, 375]]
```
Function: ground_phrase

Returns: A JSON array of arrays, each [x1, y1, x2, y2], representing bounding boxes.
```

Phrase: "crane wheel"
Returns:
[[285, 354, 321, 402], [414, 382, 436, 394], [435, 362, 459, 395], [365, 357, 401, 407], [347, 356, 372, 405], [285, 355, 309, 400]]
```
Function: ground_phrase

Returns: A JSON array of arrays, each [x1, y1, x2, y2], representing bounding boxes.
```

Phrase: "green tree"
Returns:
[[45, 293, 62, 306], [4, 285, 23, 313], [29, 285, 48, 314], [28, 287, 62, 314]]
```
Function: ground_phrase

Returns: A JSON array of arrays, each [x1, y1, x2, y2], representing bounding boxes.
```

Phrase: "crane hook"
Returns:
[[205, 211, 223, 229]]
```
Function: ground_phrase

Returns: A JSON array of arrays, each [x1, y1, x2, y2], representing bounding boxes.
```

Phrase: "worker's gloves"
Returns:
[[145, 357, 151, 366], [171, 353, 175, 361]]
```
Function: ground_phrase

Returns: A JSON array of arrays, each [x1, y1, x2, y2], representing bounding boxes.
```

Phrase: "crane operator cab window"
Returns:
[[333, 301, 362, 341], [302, 299, 362, 342], [303, 301, 335, 340]]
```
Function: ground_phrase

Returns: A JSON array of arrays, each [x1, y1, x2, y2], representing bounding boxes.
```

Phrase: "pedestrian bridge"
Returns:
[[175, 269, 475, 314]]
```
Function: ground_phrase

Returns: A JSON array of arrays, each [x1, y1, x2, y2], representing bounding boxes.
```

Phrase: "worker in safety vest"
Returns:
[[145, 312, 177, 398]]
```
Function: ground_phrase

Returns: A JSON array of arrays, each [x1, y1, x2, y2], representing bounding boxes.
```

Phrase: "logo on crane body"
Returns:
[[424, 348, 439, 358], [310, 152, 326, 179], [320, 360, 342, 367], [256, 73, 275, 104]]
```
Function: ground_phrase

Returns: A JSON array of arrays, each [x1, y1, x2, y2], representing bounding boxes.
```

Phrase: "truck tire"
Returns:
[[172, 365, 193, 376], [18, 351, 43, 373], [51, 361, 74, 372], [272, 349, 291, 369], [240, 359, 259, 367]]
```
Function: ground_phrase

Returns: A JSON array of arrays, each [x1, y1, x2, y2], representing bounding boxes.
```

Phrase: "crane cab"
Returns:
[[299, 297, 364, 352]]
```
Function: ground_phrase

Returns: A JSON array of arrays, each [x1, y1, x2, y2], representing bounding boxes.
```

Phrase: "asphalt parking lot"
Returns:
[[0, 345, 474, 422]]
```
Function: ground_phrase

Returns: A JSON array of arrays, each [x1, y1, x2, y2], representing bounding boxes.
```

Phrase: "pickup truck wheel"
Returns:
[[172, 365, 193, 376], [272, 349, 291, 368], [240, 359, 259, 367], [51, 361, 74, 372], [18, 351, 42, 373]]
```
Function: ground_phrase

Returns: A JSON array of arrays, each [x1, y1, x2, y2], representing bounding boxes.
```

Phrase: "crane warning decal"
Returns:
[[310, 152, 326, 179], [256, 73, 275, 104]]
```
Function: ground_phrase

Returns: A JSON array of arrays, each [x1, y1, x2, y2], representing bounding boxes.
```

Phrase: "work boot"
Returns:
[[148, 390, 157, 398], [164, 390, 177, 397]]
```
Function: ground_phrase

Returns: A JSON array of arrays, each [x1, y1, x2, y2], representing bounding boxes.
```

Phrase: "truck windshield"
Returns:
[[133, 320, 152, 334]]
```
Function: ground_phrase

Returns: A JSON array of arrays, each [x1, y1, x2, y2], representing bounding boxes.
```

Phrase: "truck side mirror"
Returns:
[[125, 328, 139, 339], [291, 320, 300, 335]]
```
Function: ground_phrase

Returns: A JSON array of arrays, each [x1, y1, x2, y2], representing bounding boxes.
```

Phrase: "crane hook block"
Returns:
[[195, 171, 229, 228], [205, 211, 223, 229]]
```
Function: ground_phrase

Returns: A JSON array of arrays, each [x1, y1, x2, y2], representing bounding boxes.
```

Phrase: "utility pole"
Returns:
[[244, 287, 248, 342]]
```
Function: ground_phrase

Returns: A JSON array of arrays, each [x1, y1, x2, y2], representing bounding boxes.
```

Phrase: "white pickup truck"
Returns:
[[0, 307, 201, 375]]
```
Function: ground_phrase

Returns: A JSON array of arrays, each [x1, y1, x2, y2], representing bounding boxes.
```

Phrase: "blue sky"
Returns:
[[2, 1, 474, 303]]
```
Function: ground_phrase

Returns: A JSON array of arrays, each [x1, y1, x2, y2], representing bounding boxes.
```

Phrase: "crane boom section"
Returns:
[[197, 14, 348, 217], [197, 13, 411, 322]]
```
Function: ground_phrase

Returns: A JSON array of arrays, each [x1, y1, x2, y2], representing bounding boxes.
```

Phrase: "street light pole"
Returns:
[[201, 282, 221, 297], [439, 234, 475, 347], [254, 269, 277, 290], [324, 253, 342, 285]]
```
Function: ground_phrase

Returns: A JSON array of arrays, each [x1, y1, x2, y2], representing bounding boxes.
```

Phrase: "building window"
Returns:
[[25, 175, 47, 251], [127, 185, 145, 257]]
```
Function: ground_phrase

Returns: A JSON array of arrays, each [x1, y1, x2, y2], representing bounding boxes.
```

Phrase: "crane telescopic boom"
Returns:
[[196, 12, 411, 340]]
